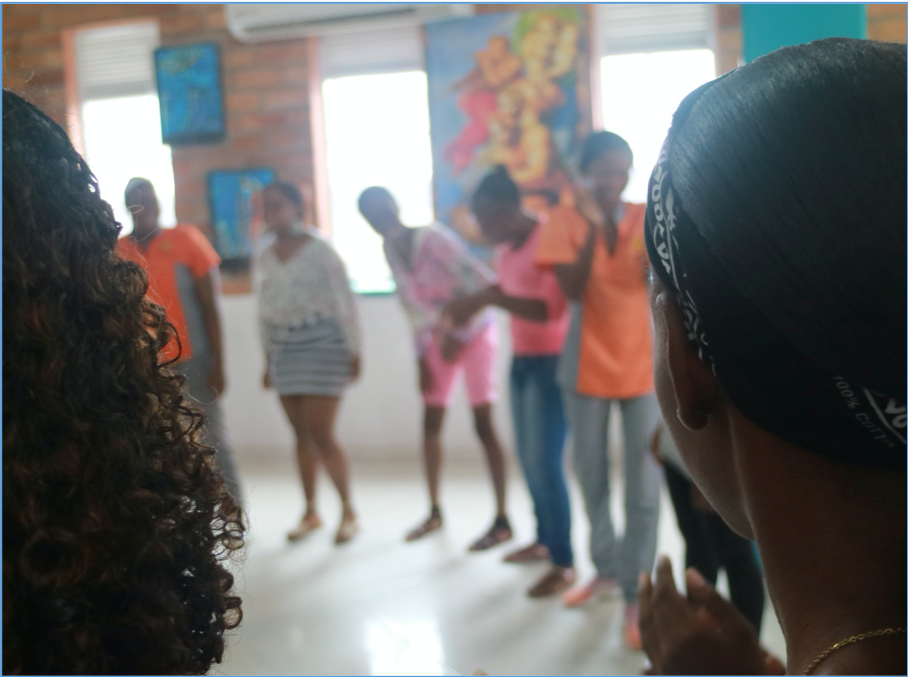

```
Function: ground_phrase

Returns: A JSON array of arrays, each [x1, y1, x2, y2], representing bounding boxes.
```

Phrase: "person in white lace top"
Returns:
[[257, 231, 362, 355], [256, 182, 360, 545]]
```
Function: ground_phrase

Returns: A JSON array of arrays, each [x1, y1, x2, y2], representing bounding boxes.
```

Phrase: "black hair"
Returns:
[[472, 165, 520, 211], [266, 181, 304, 215], [357, 185, 394, 213], [124, 177, 153, 204], [3, 89, 243, 673], [669, 38, 905, 398], [579, 131, 633, 174]]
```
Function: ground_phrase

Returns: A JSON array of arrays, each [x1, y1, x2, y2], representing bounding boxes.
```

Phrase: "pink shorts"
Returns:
[[423, 324, 497, 407]]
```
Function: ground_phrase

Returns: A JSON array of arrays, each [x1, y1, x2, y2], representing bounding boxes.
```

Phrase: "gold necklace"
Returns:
[[803, 627, 906, 675]]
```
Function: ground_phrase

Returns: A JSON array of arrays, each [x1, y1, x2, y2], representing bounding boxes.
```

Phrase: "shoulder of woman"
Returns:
[[308, 234, 341, 257]]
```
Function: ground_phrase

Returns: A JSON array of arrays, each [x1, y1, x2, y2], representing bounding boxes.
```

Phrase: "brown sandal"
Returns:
[[503, 542, 550, 563], [528, 566, 576, 598], [405, 506, 443, 542], [468, 516, 513, 552]]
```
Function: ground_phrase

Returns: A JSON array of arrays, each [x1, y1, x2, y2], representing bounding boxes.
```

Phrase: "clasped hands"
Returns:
[[434, 285, 503, 364]]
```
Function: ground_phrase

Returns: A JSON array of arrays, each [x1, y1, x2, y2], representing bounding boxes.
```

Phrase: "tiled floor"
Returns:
[[215, 456, 784, 676]]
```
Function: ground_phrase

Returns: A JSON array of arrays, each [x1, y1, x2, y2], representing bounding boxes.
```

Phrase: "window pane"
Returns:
[[322, 71, 434, 294], [600, 49, 715, 203], [81, 94, 176, 233]]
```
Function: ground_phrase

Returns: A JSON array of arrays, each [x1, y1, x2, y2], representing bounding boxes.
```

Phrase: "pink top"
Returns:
[[384, 223, 497, 356], [495, 222, 568, 356]]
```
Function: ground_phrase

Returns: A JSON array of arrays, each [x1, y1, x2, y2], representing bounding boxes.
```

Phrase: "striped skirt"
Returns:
[[267, 319, 353, 397]]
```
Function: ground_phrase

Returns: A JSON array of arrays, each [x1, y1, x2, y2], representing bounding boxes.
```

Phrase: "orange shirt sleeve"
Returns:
[[534, 205, 586, 268], [180, 225, 221, 278]]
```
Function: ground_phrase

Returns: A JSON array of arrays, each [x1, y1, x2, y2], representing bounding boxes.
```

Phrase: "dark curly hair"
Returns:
[[2, 90, 244, 674]]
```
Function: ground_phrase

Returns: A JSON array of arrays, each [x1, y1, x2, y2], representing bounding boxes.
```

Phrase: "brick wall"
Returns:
[[714, 5, 743, 74], [3, 3, 314, 235], [3, 3, 903, 235]]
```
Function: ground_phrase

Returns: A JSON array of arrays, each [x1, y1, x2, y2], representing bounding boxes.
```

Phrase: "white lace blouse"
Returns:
[[256, 233, 361, 353]]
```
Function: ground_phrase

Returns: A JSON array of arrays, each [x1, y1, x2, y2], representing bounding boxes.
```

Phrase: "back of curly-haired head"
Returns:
[[2, 89, 244, 675]]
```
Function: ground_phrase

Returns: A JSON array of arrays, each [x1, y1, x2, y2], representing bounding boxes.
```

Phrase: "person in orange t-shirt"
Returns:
[[118, 178, 243, 507], [535, 132, 660, 649]]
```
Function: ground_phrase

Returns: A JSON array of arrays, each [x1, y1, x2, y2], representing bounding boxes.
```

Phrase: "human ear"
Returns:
[[652, 291, 719, 431]]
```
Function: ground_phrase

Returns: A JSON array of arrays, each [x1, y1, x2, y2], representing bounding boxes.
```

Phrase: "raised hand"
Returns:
[[639, 558, 775, 675]]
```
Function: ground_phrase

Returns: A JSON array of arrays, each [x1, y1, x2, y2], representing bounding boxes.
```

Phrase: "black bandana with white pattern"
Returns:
[[644, 80, 906, 470]]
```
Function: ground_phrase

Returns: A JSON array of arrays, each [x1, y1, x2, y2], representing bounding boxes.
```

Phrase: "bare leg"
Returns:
[[405, 406, 446, 542], [279, 394, 322, 539], [473, 404, 507, 517], [302, 395, 355, 519], [302, 394, 358, 544], [468, 404, 513, 551], [423, 405, 446, 509]]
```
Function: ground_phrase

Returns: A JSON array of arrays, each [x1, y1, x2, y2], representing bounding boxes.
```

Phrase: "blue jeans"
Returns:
[[510, 355, 573, 567]]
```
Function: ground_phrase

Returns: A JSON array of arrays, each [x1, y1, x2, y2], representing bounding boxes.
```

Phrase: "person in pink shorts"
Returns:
[[358, 187, 513, 551]]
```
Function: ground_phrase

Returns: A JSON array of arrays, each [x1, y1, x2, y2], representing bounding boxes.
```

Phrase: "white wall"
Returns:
[[220, 294, 515, 462]]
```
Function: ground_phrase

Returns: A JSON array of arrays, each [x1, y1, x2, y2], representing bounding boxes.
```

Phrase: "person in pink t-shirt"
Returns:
[[445, 167, 575, 598]]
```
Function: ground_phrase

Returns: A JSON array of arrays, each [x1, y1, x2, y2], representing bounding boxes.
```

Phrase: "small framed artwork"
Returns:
[[208, 167, 275, 268], [155, 42, 225, 145]]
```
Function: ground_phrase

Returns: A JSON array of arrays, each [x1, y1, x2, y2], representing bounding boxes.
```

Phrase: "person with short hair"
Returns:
[[119, 177, 244, 507], [445, 165, 575, 597], [358, 186, 513, 551]]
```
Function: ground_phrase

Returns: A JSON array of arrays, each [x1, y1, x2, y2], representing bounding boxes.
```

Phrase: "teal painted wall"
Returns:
[[742, 4, 868, 62]]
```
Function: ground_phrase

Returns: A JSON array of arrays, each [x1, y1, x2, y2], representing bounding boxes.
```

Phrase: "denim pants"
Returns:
[[177, 352, 244, 509], [510, 355, 573, 567]]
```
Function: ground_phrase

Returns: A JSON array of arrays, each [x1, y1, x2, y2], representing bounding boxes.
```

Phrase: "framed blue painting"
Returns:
[[207, 168, 275, 265], [155, 42, 225, 145]]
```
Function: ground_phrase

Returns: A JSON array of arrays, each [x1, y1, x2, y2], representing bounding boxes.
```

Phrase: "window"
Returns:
[[74, 22, 176, 233], [596, 5, 716, 203], [318, 27, 433, 294]]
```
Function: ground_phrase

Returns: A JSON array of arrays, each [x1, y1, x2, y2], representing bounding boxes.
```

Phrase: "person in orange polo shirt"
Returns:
[[536, 132, 660, 649], [118, 178, 243, 507]]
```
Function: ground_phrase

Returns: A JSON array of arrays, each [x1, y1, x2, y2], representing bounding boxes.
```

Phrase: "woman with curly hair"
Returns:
[[2, 89, 244, 674]]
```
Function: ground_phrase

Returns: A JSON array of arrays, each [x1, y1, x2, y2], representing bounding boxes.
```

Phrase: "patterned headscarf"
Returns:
[[644, 78, 906, 470]]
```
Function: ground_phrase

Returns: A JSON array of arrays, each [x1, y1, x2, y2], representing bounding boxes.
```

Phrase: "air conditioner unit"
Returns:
[[226, 3, 474, 43]]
